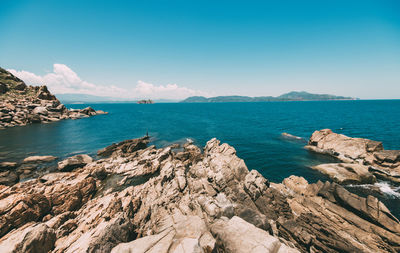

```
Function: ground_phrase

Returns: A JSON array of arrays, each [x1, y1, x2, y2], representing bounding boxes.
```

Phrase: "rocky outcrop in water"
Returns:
[[0, 137, 399, 252], [306, 129, 400, 184], [0, 67, 107, 129]]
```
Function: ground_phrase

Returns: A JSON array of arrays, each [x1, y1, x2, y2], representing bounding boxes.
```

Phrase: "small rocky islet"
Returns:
[[0, 67, 107, 129], [0, 131, 400, 252]]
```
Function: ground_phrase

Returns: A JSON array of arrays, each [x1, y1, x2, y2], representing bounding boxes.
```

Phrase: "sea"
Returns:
[[1, 100, 400, 217]]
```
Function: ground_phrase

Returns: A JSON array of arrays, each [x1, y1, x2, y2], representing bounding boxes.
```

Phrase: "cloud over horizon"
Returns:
[[7, 64, 208, 100]]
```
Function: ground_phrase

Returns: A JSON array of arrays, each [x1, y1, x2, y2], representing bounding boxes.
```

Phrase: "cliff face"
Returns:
[[0, 137, 399, 252], [0, 67, 106, 129]]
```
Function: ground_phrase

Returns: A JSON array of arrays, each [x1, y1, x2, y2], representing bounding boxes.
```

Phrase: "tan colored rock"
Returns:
[[0, 137, 399, 252], [306, 129, 400, 184], [57, 154, 93, 172], [0, 68, 107, 129], [97, 136, 150, 157], [312, 163, 376, 184], [0, 162, 17, 171], [0, 223, 56, 253], [22, 155, 57, 164], [111, 214, 215, 253], [211, 216, 299, 253]]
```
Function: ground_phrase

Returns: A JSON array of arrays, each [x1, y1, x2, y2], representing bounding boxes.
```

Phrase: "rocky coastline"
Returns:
[[0, 135, 400, 252], [306, 129, 400, 185], [0, 67, 107, 129]]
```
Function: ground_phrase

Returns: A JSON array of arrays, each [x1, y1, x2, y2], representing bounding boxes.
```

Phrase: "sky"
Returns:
[[0, 0, 399, 100]]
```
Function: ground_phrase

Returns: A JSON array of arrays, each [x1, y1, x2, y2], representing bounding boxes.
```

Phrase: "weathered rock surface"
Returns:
[[0, 137, 399, 252], [0, 170, 18, 186], [57, 154, 93, 172], [312, 163, 376, 184], [23, 155, 57, 164], [97, 136, 150, 157], [0, 67, 107, 129], [0, 162, 17, 171], [306, 129, 400, 184]]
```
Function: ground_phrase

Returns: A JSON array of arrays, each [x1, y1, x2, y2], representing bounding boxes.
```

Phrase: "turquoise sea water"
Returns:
[[1, 100, 400, 215]]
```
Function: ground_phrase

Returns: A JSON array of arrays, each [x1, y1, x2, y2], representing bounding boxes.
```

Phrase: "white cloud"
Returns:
[[133, 80, 208, 100], [7, 64, 208, 100], [7, 64, 127, 98]]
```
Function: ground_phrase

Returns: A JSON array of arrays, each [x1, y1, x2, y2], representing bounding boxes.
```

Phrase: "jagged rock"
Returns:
[[57, 154, 93, 171], [0, 68, 107, 129], [79, 106, 96, 116], [211, 216, 299, 253], [97, 136, 150, 157], [327, 182, 400, 233], [0, 223, 56, 253], [111, 213, 216, 253], [244, 170, 270, 200], [0, 171, 19, 186], [0, 137, 399, 253], [22, 155, 57, 164], [36, 86, 56, 100], [0, 193, 50, 237]]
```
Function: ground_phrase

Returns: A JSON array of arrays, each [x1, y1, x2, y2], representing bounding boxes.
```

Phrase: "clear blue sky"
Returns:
[[1, 0, 399, 99]]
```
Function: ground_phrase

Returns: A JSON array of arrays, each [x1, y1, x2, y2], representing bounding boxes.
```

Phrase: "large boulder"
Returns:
[[211, 216, 299, 253], [0, 193, 50, 237], [306, 129, 383, 159], [0, 223, 56, 253], [111, 214, 216, 253], [23, 155, 57, 164], [79, 106, 96, 116], [306, 129, 400, 184], [97, 136, 150, 157], [36, 86, 56, 100], [32, 107, 48, 116], [57, 154, 93, 172], [312, 163, 376, 184]]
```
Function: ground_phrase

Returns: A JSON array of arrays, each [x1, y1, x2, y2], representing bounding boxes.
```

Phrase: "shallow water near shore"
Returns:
[[1, 100, 400, 216]]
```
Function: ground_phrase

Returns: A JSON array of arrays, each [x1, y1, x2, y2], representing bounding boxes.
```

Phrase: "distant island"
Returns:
[[137, 99, 154, 104], [180, 91, 357, 103]]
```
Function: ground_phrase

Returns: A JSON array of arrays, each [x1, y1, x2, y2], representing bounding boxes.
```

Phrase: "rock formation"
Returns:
[[0, 137, 399, 252], [306, 129, 400, 184], [0, 67, 107, 129], [136, 99, 154, 104]]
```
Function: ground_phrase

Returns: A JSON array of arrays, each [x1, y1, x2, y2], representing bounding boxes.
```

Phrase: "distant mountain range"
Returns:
[[55, 91, 356, 104], [180, 91, 357, 103]]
